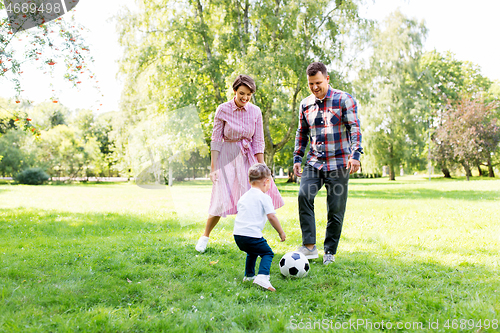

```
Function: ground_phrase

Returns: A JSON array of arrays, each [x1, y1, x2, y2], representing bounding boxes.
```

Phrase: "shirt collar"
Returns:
[[315, 86, 334, 103], [231, 97, 248, 112]]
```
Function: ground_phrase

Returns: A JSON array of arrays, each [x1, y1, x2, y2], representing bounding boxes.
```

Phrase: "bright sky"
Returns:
[[1, 0, 499, 114]]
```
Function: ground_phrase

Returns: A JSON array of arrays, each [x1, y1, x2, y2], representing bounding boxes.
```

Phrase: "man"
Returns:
[[293, 62, 362, 265]]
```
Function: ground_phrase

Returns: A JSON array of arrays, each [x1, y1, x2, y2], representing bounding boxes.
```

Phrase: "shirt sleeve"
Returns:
[[251, 107, 265, 155], [293, 102, 310, 164], [211, 105, 224, 152], [262, 194, 276, 216], [341, 93, 363, 160]]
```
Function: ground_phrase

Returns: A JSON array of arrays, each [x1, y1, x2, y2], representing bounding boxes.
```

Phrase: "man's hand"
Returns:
[[347, 158, 360, 174], [293, 163, 302, 177], [279, 232, 286, 242]]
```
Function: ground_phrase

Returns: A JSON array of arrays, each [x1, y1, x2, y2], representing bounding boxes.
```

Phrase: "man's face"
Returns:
[[307, 72, 330, 100]]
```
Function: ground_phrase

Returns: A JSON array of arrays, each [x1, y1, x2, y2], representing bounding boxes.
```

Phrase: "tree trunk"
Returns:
[[441, 166, 451, 178], [463, 162, 471, 181], [287, 168, 297, 183], [476, 163, 483, 177], [264, 149, 275, 171], [487, 158, 495, 178], [194, 0, 224, 104], [389, 163, 396, 181]]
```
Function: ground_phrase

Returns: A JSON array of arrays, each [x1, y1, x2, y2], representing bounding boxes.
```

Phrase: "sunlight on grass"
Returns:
[[1, 178, 499, 331]]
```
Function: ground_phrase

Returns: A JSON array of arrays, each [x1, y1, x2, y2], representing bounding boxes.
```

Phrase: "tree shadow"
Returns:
[[348, 188, 500, 201]]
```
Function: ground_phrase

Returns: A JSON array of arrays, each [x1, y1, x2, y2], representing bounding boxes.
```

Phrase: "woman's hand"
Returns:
[[210, 169, 219, 183]]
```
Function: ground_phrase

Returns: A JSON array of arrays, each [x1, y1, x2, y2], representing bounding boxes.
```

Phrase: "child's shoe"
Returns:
[[253, 274, 276, 291], [195, 236, 209, 253], [243, 276, 255, 282]]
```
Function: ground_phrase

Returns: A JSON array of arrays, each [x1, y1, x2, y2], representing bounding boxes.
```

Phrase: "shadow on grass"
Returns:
[[1, 207, 499, 331], [277, 187, 500, 201]]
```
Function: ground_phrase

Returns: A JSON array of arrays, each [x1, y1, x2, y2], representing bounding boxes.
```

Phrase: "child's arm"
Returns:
[[267, 213, 286, 242]]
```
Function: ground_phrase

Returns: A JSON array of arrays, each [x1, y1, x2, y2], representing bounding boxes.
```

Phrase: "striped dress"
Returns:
[[209, 98, 285, 217]]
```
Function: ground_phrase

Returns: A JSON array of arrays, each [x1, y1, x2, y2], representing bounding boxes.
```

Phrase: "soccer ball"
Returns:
[[279, 251, 310, 278]]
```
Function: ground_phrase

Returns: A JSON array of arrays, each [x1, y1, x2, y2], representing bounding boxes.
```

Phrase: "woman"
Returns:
[[195, 74, 284, 252]]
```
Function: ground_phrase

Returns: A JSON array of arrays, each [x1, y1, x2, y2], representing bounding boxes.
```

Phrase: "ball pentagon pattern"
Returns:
[[278, 251, 310, 278]]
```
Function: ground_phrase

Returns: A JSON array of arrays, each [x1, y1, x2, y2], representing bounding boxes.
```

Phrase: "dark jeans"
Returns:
[[234, 235, 274, 276], [298, 164, 350, 254]]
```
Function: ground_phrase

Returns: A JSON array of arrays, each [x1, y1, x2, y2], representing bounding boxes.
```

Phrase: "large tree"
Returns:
[[356, 10, 428, 180], [421, 51, 492, 177], [116, 0, 369, 168], [1, 1, 96, 136], [434, 98, 499, 180]]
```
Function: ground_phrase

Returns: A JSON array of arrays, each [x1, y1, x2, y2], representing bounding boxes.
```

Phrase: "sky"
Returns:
[[1, 0, 499, 114]]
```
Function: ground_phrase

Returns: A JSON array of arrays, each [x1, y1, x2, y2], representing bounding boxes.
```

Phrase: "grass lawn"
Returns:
[[1, 176, 499, 332]]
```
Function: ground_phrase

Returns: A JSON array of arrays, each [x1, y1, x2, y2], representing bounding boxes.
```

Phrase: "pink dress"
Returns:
[[209, 98, 285, 217]]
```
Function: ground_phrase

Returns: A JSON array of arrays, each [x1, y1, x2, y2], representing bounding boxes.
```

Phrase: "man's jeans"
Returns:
[[298, 164, 350, 254], [234, 235, 274, 276]]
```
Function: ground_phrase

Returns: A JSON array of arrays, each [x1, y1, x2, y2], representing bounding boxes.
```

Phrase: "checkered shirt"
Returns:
[[293, 86, 363, 171]]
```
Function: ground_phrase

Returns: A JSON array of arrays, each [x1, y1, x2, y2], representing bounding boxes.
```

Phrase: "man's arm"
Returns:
[[342, 93, 363, 174], [293, 103, 309, 177]]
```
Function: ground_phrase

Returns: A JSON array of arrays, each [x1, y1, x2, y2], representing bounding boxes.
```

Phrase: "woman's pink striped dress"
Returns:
[[209, 98, 284, 217]]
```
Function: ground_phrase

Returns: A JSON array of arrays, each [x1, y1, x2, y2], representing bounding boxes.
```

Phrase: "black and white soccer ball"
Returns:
[[279, 251, 310, 278]]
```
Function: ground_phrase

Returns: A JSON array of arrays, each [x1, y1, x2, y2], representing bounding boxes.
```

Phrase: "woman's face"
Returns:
[[234, 85, 253, 107]]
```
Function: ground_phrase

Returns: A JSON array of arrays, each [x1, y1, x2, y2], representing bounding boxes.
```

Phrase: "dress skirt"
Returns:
[[208, 142, 285, 217]]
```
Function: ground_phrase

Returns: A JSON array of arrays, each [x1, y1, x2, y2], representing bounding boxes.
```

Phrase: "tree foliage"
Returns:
[[356, 10, 427, 180], [1, 2, 98, 136], [422, 51, 493, 177], [434, 98, 499, 180], [116, 0, 370, 170]]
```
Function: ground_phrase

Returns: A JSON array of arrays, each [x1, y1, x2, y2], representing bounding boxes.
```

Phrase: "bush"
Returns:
[[14, 168, 50, 185]]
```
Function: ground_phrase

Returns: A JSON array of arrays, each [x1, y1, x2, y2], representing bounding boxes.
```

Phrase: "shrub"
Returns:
[[14, 168, 50, 185]]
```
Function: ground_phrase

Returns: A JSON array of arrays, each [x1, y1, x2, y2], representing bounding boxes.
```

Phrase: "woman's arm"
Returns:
[[210, 150, 219, 183]]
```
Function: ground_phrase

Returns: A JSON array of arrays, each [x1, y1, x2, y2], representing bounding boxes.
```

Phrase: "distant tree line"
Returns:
[[0, 98, 117, 181], [2, 3, 500, 182]]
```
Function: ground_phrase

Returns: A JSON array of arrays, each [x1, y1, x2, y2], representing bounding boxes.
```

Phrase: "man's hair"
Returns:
[[232, 74, 256, 93], [248, 163, 271, 183], [306, 62, 328, 77]]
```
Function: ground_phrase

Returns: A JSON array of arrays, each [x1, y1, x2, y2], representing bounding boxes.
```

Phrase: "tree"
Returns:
[[422, 51, 492, 177], [434, 98, 499, 180], [1, 1, 97, 136], [116, 0, 369, 168], [356, 10, 428, 180], [0, 129, 36, 176]]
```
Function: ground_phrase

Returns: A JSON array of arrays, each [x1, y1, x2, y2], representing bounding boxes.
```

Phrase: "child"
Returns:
[[233, 163, 286, 291]]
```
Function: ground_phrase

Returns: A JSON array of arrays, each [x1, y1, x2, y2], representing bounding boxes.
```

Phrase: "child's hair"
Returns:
[[248, 163, 271, 183]]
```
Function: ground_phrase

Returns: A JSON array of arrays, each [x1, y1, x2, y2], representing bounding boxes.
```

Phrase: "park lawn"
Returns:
[[0, 177, 499, 332]]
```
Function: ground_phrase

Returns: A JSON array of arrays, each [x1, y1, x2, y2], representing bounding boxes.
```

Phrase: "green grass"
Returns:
[[1, 177, 499, 332]]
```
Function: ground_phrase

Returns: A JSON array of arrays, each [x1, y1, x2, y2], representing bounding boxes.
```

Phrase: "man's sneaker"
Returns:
[[195, 236, 209, 253], [296, 245, 319, 259], [253, 274, 276, 291], [323, 252, 335, 265], [243, 276, 255, 282]]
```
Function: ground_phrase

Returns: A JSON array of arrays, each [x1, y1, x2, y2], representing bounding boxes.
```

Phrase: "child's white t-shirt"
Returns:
[[233, 187, 276, 238]]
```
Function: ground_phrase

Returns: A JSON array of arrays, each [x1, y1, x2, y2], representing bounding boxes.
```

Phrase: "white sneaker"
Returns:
[[243, 276, 255, 282], [253, 274, 276, 291], [195, 236, 209, 253]]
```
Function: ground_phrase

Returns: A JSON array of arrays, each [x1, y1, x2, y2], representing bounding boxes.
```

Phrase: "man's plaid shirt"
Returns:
[[293, 86, 363, 171]]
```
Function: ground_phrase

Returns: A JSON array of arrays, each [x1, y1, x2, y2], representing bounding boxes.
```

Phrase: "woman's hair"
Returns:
[[232, 74, 256, 93], [248, 163, 271, 183], [306, 62, 328, 77]]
